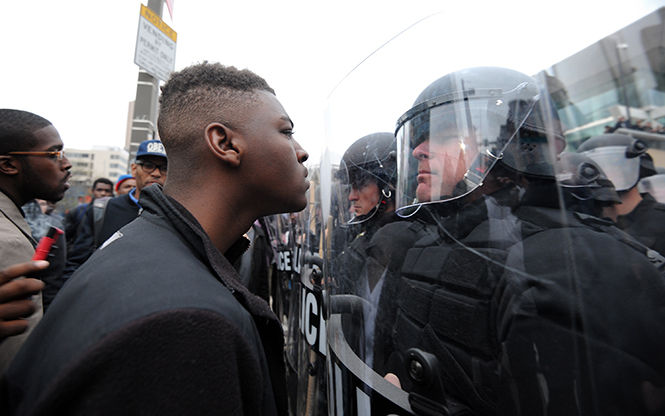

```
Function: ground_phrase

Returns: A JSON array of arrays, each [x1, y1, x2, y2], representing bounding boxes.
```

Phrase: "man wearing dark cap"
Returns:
[[63, 139, 167, 279]]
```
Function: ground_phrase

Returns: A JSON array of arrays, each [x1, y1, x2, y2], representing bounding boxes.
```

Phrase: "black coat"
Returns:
[[62, 192, 141, 281], [617, 193, 665, 255], [377, 193, 665, 415], [1, 185, 287, 415]]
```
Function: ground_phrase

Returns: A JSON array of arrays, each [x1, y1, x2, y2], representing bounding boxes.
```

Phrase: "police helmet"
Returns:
[[556, 152, 621, 204], [638, 173, 665, 203], [394, 67, 564, 215], [577, 133, 657, 192], [338, 132, 397, 224]]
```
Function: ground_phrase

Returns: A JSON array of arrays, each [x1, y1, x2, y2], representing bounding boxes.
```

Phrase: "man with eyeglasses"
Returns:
[[0, 109, 71, 373], [63, 139, 167, 280]]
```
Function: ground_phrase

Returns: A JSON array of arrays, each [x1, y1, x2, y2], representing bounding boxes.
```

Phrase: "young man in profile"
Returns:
[[2, 63, 309, 415]]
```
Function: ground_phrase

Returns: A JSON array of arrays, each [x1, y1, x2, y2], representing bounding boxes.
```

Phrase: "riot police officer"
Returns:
[[332, 133, 402, 363], [578, 134, 665, 254], [555, 151, 622, 219], [556, 152, 665, 273], [334, 132, 398, 289], [329, 66, 665, 415]]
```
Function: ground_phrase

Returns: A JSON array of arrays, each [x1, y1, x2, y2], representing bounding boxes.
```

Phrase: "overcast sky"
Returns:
[[1, 0, 662, 163]]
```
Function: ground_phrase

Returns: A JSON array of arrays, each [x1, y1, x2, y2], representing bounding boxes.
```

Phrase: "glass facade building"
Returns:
[[542, 7, 665, 156]]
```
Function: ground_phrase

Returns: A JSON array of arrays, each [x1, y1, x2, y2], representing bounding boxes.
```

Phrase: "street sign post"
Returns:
[[134, 4, 177, 81]]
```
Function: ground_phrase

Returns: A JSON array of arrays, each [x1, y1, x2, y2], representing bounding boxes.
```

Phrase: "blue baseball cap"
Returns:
[[136, 139, 167, 159]]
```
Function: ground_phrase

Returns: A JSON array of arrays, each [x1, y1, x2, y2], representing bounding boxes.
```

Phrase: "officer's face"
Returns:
[[412, 132, 475, 202], [348, 180, 380, 216]]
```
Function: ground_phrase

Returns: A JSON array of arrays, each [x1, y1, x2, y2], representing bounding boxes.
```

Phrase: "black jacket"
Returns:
[[377, 192, 665, 415], [617, 193, 665, 255], [62, 192, 141, 281], [1, 185, 287, 415]]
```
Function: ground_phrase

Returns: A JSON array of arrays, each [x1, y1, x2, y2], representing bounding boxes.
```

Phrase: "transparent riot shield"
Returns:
[[322, 11, 665, 416], [269, 171, 330, 415]]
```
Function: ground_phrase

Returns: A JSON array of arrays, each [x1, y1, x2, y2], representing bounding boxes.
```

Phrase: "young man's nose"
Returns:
[[295, 140, 309, 163]]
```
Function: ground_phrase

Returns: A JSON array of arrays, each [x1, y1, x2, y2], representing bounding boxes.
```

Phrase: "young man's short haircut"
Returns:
[[0, 109, 53, 154], [157, 62, 275, 157]]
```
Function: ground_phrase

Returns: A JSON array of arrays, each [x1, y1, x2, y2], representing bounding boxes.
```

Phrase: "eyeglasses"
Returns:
[[136, 160, 167, 173], [6, 150, 67, 161]]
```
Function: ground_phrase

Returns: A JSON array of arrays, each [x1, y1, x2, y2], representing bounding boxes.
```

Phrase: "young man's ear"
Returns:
[[0, 156, 21, 176], [205, 122, 244, 167]]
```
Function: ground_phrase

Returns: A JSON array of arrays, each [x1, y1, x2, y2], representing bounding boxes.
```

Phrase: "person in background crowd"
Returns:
[[578, 133, 665, 254], [64, 177, 113, 247], [63, 140, 167, 280], [612, 115, 633, 131], [2, 62, 309, 414], [0, 109, 71, 373], [114, 174, 136, 196]]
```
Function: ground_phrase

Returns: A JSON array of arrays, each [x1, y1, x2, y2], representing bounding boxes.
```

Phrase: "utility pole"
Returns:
[[615, 42, 632, 123], [128, 0, 164, 162]]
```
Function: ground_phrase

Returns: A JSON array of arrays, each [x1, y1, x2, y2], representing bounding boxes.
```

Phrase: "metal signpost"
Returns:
[[129, 0, 176, 161]]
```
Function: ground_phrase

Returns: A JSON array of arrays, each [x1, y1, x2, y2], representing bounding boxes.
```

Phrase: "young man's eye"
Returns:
[[282, 129, 295, 139]]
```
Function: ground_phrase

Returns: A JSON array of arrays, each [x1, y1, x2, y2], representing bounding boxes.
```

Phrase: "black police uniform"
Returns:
[[616, 193, 665, 255], [375, 185, 665, 415]]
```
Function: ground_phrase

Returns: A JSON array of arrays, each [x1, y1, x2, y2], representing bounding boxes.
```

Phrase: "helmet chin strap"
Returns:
[[347, 186, 394, 225]]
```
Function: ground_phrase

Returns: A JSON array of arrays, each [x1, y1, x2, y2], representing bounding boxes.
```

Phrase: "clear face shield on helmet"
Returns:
[[395, 75, 543, 216], [335, 164, 385, 226], [639, 173, 665, 203], [579, 145, 642, 192], [320, 11, 665, 416], [335, 133, 397, 226]]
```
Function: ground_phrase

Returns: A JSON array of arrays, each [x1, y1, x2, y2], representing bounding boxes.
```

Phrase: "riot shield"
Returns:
[[321, 11, 665, 416], [268, 172, 330, 415]]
